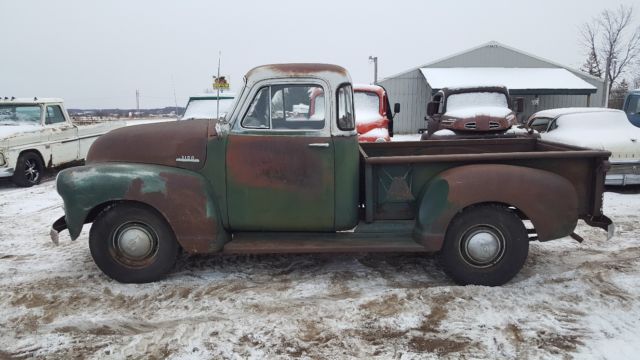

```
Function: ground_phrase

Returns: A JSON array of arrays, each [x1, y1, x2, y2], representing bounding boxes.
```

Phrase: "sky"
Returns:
[[0, 0, 638, 109]]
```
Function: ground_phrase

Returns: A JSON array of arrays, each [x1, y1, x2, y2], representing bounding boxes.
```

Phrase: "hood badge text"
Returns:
[[176, 155, 200, 163]]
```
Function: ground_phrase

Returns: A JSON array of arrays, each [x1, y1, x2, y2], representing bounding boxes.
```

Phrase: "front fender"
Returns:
[[413, 164, 578, 250], [56, 163, 228, 253]]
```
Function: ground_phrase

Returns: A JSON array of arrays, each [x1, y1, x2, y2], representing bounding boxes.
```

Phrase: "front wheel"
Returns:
[[89, 203, 179, 283], [12, 152, 44, 187], [438, 205, 529, 286]]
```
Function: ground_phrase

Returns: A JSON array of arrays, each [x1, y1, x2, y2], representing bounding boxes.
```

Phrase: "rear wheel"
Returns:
[[438, 205, 528, 286], [89, 203, 179, 283], [12, 152, 44, 187]]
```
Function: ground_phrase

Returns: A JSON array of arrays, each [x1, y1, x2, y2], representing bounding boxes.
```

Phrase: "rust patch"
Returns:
[[246, 63, 347, 78], [87, 119, 211, 171], [226, 135, 330, 192], [124, 171, 220, 253]]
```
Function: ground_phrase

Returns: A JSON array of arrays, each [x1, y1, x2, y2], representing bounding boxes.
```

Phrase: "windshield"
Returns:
[[0, 105, 42, 125], [354, 91, 381, 122], [181, 98, 235, 120], [626, 94, 640, 115], [446, 92, 509, 112]]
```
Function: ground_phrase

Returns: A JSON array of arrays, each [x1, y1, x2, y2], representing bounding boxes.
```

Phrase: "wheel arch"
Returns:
[[413, 164, 579, 251], [57, 163, 229, 253]]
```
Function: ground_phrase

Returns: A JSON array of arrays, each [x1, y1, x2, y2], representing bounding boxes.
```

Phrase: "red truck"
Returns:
[[51, 63, 613, 286], [310, 84, 399, 142], [422, 86, 523, 139]]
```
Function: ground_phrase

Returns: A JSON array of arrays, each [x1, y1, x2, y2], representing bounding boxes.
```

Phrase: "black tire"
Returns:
[[89, 203, 179, 283], [12, 152, 44, 187], [438, 205, 528, 286]]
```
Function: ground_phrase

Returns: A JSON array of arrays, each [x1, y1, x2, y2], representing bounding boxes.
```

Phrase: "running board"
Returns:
[[222, 232, 427, 254]]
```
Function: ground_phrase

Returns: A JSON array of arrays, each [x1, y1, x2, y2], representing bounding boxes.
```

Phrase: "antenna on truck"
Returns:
[[216, 51, 221, 121]]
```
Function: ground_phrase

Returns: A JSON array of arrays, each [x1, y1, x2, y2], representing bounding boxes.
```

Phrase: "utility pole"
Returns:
[[369, 56, 378, 84], [136, 89, 140, 112]]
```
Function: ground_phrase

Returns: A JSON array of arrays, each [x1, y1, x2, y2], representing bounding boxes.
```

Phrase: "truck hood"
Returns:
[[86, 119, 215, 170], [444, 106, 512, 119]]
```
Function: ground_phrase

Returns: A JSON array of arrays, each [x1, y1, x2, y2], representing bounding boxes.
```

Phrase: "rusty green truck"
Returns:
[[50, 64, 614, 286]]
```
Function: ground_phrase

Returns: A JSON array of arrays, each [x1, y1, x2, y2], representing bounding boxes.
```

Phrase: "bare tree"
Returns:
[[580, 5, 640, 102]]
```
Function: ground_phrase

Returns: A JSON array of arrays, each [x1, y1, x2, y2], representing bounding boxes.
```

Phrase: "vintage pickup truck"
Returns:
[[51, 64, 613, 286], [0, 97, 122, 187]]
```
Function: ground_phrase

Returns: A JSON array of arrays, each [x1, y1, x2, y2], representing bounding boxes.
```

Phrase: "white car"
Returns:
[[0, 98, 123, 187], [527, 107, 640, 186], [180, 93, 236, 120]]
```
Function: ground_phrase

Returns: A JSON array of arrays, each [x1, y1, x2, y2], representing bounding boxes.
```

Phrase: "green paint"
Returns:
[[333, 136, 359, 230], [57, 163, 221, 242]]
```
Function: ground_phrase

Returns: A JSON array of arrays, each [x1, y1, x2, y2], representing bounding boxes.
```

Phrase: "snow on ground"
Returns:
[[1, 176, 640, 359]]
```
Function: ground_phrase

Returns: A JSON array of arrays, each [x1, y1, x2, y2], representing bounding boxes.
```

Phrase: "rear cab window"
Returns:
[[337, 84, 355, 131]]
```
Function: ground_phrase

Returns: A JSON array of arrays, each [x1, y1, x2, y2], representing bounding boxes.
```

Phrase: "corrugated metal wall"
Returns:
[[518, 94, 589, 122], [379, 69, 430, 134], [380, 43, 606, 133], [428, 44, 556, 68]]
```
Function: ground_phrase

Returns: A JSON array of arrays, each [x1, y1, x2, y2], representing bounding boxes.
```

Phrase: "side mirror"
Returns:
[[393, 103, 401, 114], [513, 98, 524, 113], [427, 101, 439, 116]]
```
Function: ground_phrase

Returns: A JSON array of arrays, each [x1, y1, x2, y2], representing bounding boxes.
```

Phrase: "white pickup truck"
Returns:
[[0, 98, 123, 187]]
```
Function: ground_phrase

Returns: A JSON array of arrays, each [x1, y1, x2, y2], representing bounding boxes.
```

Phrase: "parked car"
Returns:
[[0, 97, 123, 187], [352, 84, 399, 142], [527, 107, 640, 186], [51, 64, 612, 286], [623, 89, 640, 127], [422, 86, 523, 139], [180, 93, 236, 120]]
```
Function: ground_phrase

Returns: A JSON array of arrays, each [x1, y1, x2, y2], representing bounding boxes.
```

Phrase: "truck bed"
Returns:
[[360, 137, 610, 224]]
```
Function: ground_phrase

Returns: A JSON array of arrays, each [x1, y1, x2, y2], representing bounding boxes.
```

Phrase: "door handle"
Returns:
[[308, 143, 330, 148]]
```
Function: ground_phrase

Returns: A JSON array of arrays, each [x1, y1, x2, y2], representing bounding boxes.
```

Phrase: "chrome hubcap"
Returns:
[[115, 224, 155, 259], [461, 226, 504, 267]]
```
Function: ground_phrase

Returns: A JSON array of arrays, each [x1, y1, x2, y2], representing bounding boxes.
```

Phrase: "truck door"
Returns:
[[46, 105, 79, 165], [226, 82, 335, 231]]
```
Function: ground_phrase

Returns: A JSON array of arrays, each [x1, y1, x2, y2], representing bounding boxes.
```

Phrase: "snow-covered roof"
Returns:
[[353, 84, 382, 92], [420, 68, 597, 94], [0, 97, 64, 104], [531, 107, 621, 119]]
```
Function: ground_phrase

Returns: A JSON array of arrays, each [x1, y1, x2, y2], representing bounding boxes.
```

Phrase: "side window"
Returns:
[[241, 84, 325, 130], [242, 87, 270, 129], [337, 84, 355, 131], [46, 105, 66, 125], [529, 117, 551, 133]]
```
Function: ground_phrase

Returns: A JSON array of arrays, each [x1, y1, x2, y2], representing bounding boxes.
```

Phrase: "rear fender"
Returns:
[[413, 164, 578, 250], [56, 163, 228, 253]]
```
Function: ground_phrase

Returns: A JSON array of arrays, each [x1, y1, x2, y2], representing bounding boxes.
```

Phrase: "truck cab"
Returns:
[[422, 86, 523, 139], [352, 84, 399, 143]]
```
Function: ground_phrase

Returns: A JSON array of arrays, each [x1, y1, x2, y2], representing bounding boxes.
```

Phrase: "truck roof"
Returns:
[[0, 97, 64, 105], [244, 63, 351, 88]]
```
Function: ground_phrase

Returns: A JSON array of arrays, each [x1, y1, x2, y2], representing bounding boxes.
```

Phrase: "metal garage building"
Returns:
[[379, 41, 604, 134]]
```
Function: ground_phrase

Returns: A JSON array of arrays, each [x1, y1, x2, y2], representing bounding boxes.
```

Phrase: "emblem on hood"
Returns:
[[176, 155, 200, 163]]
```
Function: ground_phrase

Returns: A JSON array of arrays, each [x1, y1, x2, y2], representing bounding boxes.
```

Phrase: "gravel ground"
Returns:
[[0, 177, 639, 359]]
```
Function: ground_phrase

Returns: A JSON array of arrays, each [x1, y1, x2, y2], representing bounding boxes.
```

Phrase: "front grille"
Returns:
[[464, 122, 477, 129], [489, 121, 500, 129]]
